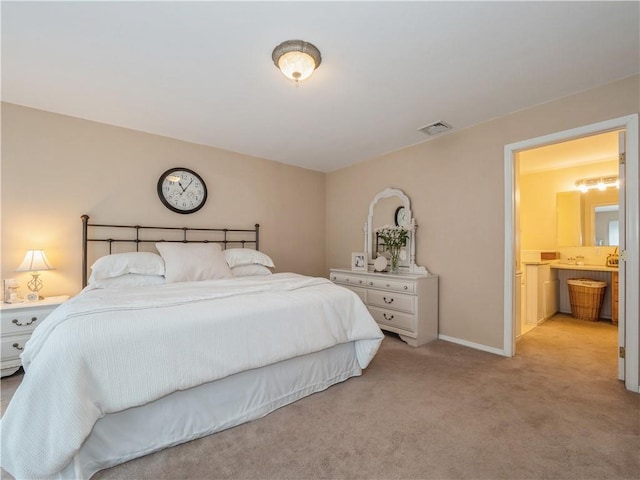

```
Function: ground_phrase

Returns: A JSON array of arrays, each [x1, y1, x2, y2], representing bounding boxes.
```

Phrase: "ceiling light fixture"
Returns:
[[272, 40, 322, 83]]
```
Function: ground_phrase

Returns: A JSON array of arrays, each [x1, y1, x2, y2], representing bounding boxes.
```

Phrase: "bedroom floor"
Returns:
[[2, 314, 638, 479]]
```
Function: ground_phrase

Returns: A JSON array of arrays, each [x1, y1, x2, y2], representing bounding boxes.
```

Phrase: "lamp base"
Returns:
[[25, 292, 41, 302]]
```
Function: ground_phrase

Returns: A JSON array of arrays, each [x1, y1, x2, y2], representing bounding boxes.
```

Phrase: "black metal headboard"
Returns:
[[81, 215, 260, 287]]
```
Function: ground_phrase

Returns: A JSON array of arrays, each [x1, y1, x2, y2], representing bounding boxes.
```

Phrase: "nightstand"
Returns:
[[1, 295, 69, 377]]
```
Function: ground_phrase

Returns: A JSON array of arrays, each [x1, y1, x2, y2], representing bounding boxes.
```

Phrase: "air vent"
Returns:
[[418, 121, 452, 136]]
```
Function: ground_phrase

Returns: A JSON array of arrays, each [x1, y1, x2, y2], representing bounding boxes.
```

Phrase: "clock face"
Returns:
[[395, 206, 407, 227], [157, 168, 207, 214]]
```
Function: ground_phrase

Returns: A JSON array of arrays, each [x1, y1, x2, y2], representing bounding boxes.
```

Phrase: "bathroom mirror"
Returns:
[[556, 191, 583, 247], [364, 188, 428, 274], [556, 188, 619, 246]]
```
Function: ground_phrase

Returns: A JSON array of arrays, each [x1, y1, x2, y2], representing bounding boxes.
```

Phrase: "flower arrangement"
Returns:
[[375, 225, 409, 272]]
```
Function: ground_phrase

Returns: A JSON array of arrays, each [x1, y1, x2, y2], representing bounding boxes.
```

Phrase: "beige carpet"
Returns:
[[2, 314, 639, 479]]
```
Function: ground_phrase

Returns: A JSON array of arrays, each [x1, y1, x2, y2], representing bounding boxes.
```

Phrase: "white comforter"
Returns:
[[1, 273, 383, 479]]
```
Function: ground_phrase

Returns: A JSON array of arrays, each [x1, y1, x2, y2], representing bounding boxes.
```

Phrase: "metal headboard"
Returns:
[[81, 215, 260, 287]]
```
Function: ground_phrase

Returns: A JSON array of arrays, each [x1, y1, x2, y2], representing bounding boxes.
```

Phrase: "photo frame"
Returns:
[[3, 278, 21, 303], [351, 252, 367, 271]]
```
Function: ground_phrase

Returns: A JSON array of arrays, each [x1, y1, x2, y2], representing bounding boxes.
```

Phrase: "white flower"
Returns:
[[375, 225, 409, 248]]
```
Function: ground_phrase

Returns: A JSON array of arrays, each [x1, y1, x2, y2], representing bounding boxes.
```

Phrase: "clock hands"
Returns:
[[177, 179, 194, 194]]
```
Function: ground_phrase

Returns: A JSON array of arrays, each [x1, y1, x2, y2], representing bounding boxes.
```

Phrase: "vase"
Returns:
[[389, 245, 401, 273]]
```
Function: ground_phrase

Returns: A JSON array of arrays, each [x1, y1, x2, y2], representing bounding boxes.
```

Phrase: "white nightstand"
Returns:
[[1, 295, 69, 377]]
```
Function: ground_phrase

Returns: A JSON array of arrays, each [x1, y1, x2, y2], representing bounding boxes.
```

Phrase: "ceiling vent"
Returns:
[[418, 121, 452, 136]]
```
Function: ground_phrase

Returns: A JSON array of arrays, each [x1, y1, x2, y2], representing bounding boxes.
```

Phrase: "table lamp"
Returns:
[[16, 249, 54, 301]]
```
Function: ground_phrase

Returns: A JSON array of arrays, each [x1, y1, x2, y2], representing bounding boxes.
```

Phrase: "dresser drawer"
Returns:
[[1, 334, 29, 363], [365, 277, 415, 293], [0, 308, 47, 335], [330, 272, 368, 287], [367, 290, 415, 314], [369, 306, 415, 333]]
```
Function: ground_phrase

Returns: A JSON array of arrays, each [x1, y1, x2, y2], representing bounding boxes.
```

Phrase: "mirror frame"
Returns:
[[364, 187, 428, 274]]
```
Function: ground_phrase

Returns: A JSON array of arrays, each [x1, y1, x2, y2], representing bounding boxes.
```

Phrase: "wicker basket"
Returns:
[[567, 278, 607, 321]]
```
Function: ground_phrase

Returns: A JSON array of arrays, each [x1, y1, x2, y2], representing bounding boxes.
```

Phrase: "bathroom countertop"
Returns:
[[550, 263, 618, 272]]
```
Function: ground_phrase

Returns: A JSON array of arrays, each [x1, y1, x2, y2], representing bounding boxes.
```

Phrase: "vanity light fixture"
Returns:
[[272, 40, 322, 83], [16, 249, 54, 300], [575, 175, 618, 193]]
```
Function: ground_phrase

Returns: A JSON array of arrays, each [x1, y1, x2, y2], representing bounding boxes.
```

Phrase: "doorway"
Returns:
[[517, 131, 620, 336], [503, 115, 639, 393]]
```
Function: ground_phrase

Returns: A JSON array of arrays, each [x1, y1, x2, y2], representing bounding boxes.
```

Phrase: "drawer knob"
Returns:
[[404, 286, 408, 290], [386, 283, 390, 287], [12, 317, 38, 327], [12, 342, 23, 351], [345, 278, 349, 282], [383, 313, 394, 321], [383, 297, 394, 304], [358, 280, 363, 284], [369, 282, 373, 286]]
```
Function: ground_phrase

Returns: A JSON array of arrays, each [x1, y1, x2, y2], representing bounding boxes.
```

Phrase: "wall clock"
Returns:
[[395, 206, 407, 227], [157, 168, 207, 214]]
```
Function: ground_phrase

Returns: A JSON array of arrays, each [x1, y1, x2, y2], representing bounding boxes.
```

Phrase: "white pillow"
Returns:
[[224, 248, 275, 268], [89, 274, 166, 289], [89, 252, 165, 282], [231, 264, 273, 277], [156, 243, 232, 283]]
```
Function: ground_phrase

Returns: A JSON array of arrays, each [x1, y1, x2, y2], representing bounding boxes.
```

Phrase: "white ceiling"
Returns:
[[2, 1, 639, 173]]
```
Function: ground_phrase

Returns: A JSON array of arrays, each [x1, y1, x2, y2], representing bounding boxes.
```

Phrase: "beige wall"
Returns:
[[1, 103, 326, 297], [2, 75, 638, 351], [326, 75, 639, 350]]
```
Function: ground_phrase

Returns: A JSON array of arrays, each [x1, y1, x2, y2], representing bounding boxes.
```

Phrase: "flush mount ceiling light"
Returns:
[[272, 40, 322, 83]]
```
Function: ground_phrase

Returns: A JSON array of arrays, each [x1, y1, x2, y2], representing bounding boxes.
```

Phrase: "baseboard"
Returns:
[[438, 334, 506, 357]]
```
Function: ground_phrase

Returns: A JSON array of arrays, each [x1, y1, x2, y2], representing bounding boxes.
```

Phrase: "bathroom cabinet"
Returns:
[[329, 269, 438, 347], [524, 263, 558, 325]]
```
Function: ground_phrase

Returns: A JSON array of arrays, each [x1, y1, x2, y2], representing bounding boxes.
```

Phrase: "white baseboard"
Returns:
[[438, 334, 506, 357]]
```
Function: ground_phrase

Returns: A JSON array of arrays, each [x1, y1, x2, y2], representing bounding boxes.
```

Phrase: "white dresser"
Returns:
[[1, 296, 69, 377], [330, 269, 438, 347]]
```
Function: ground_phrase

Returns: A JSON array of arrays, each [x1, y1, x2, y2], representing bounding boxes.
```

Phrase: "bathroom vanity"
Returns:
[[523, 262, 558, 326], [551, 263, 619, 323]]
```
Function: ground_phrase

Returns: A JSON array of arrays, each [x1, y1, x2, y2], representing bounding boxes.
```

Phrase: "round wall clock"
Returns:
[[395, 206, 407, 227], [157, 168, 207, 214]]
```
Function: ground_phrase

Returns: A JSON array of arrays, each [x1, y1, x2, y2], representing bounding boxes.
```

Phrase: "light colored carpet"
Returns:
[[2, 314, 639, 479]]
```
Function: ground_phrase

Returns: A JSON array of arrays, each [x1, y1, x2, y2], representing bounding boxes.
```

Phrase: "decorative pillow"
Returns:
[[224, 248, 275, 268], [89, 252, 165, 282], [89, 274, 166, 289], [156, 243, 232, 283], [231, 264, 273, 277]]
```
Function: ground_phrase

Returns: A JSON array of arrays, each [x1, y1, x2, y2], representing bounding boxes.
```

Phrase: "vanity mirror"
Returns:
[[556, 188, 619, 246], [364, 188, 428, 274]]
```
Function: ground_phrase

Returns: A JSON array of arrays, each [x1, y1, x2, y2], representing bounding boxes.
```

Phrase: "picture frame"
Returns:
[[3, 278, 21, 303], [351, 252, 367, 271]]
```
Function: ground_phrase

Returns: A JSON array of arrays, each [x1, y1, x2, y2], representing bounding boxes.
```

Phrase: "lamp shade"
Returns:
[[16, 250, 54, 272]]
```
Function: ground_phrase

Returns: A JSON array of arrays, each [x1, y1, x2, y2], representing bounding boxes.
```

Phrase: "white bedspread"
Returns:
[[1, 273, 383, 479]]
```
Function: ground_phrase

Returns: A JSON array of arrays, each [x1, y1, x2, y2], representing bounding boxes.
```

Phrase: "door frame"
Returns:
[[503, 114, 639, 393]]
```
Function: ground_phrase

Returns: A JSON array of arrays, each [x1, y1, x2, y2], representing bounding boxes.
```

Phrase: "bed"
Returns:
[[1, 216, 384, 479]]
